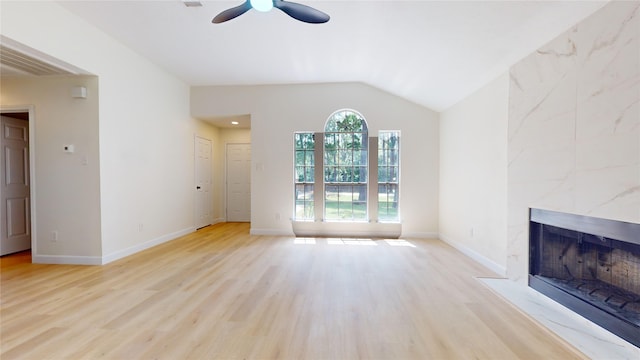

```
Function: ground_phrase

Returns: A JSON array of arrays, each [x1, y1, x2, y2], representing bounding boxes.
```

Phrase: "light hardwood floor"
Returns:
[[1, 222, 585, 359]]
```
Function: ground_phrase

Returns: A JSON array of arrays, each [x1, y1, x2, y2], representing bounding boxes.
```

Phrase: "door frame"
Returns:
[[225, 142, 251, 222], [1, 105, 36, 258]]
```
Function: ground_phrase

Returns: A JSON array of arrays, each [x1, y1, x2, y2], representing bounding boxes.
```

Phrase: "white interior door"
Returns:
[[226, 143, 251, 222], [1, 115, 31, 256], [195, 136, 212, 229]]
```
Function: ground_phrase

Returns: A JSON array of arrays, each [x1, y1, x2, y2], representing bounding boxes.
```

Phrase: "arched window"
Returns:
[[293, 109, 400, 224], [323, 110, 368, 221]]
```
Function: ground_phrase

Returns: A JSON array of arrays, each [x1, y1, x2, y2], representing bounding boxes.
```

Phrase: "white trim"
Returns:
[[101, 227, 195, 264], [33, 255, 102, 265], [439, 234, 507, 277], [212, 217, 225, 225], [0, 35, 90, 75]]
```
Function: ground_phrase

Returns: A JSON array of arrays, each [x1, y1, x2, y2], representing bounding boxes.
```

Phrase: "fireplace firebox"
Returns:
[[529, 208, 640, 347]]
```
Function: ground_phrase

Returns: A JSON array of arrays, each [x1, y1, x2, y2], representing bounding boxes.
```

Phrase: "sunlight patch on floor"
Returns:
[[293, 238, 317, 245], [385, 239, 416, 247], [293, 237, 418, 248]]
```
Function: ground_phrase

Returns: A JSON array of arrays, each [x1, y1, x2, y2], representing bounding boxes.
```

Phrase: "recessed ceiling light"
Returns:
[[231, 121, 239, 125]]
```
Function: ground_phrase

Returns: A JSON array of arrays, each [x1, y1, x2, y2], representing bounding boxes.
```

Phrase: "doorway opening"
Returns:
[[226, 143, 251, 222], [1, 110, 32, 257]]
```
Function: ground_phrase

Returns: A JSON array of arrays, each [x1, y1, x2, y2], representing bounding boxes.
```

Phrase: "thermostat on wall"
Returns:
[[63, 145, 75, 153], [71, 86, 87, 99]]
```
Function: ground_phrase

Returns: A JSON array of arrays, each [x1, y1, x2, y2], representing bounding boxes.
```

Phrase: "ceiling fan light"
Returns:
[[250, 0, 273, 12]]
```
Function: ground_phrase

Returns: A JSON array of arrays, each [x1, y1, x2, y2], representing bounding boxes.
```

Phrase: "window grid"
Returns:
[[324, 110, 368, 221], [294, 132, 315, 220], [378, 131, 400, 222]]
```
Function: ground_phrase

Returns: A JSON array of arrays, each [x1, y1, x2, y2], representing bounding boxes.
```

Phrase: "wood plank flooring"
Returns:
[[0, 223, 585, 359]]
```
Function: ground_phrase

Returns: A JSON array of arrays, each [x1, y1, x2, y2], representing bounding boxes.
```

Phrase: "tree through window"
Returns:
[[324, 110, 368, 221]]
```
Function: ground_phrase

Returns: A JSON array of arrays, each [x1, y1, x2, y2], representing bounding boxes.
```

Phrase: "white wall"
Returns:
[[1, 1, 213, 263], [440, 73, 509, 275], [1, 76, 102, 261], [191, 83, 439, 237], [507, 1, 639, 283]]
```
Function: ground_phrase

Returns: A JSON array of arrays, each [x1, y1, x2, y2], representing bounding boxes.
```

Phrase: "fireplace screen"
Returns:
[[529, 209, 640, 347]]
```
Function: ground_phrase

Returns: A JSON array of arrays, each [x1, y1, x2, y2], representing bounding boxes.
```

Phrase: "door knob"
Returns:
[[196, 186, 201, 189]]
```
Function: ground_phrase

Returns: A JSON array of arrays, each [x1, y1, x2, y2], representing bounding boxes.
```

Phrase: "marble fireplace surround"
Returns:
[[499, 1, 639, 355], [506, 1, 639, 284]]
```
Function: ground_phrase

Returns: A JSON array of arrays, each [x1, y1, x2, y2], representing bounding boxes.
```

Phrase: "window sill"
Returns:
[[291, 220, 401, 238]]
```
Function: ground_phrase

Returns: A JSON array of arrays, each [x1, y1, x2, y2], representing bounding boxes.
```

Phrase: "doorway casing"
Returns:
[[0, 105, 36, 259]]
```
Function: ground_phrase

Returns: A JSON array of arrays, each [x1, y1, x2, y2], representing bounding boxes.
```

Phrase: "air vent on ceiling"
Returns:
[[0, 45, 76, 76]]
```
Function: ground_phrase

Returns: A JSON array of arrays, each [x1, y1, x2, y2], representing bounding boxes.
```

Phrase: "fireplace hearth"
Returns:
[[529, 209, 640, 347]]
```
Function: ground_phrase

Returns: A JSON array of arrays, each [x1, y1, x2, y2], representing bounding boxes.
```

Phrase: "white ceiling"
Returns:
[[57, 0, 608, 112]]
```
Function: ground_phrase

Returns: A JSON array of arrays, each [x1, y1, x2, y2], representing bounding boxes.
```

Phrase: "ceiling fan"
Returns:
[[212, 0, 330, 24]]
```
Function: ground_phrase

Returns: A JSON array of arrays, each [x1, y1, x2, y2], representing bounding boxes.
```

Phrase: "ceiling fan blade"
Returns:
[[273, 0, 330, 24], [212, 1, 252, 24]]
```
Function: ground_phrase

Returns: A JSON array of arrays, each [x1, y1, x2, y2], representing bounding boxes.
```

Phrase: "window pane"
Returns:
[[353, 133, 363, 149], [303, 133, 314, 149], [325, 166, 336, 182], [325, 133, 336, 148], [324, 110, 368, 221], [295, 134, 303, 150], [353, 185, 367, 220], [304, 184, 314, 198], [295, 184, 314, 220], [378, 166, 387, 183], [338, 185, 352, 218], [325, 185, 339, 220], [295, 166, 305, 182], [356, 166, 367, 183], [379, 182, 398, 221], [325, 150, 337, 165], [388, 149, 399, 166], [305, 151, 314, 166], [295, 150, 304, 165], [342, 167, 353, 182], [305, 201, 314, 218], [294, 133, 314, 220], [305, 167, 315, 182], [389, 166, 398, 183], [378, 131, 399, 222]]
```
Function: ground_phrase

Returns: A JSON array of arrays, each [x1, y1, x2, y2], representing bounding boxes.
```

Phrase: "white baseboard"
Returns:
[[439, 234, 507, 277], [212, 217, 225, 225], [101, 226, 195, 264], [32, 254, 103, 265]]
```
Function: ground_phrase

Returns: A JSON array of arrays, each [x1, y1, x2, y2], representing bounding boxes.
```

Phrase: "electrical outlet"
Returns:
[[51, 231, 58, 242], [138, 223, 144, 232], [275, 213, 281, 220]]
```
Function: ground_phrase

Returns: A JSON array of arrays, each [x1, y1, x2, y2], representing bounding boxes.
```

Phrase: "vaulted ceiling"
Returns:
[[45, 1, 608, 111]]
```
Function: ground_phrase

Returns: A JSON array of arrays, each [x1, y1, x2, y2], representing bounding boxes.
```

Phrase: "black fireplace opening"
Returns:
[[529, 208, 640, 348]]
